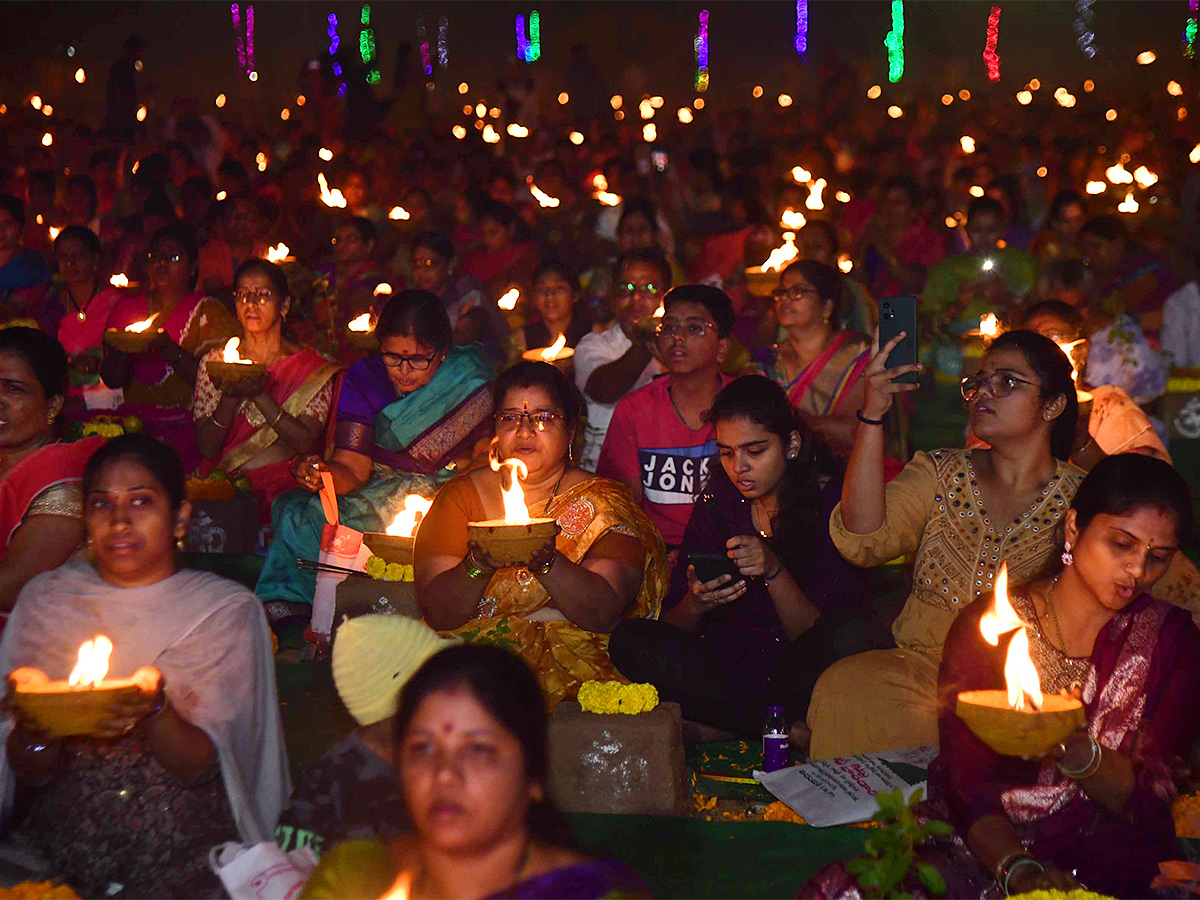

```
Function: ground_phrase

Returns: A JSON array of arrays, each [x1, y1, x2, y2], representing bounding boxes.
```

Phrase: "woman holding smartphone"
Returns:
[[609, 376, 879, 738], [806, 330, 1083, 761]]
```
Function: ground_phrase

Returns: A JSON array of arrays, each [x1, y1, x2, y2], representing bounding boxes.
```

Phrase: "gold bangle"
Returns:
[[211, 414, 232, 429], [269, 407, 285, 428]]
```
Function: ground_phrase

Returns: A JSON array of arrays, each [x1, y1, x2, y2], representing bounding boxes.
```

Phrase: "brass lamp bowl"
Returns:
[[956, 689, 1085, 758], [9, 666, 160, 739], [743, 267, 781, 298], [104, 327, 162, 354], [466, 518, 558, 567], [363, 532, 415, 565], [521, 346, 575, 378], [207, 360, 269, 394], [346, 329, 380, 351]]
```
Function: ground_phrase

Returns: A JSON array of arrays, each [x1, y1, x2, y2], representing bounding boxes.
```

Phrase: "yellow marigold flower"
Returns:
[[364, 556, 387, 579], [577, 680, 659, 714], [384, 562, 413, 582]]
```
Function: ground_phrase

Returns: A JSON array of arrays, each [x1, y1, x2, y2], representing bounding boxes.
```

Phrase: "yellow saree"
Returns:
[[440, 477, 668, 705]]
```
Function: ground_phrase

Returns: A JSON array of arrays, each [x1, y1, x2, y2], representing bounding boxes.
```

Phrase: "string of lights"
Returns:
[[795, 0, 808, 56], [695, 9, 710, 92], [884, 0, 904, 83], [983, 6, 1001, 82]]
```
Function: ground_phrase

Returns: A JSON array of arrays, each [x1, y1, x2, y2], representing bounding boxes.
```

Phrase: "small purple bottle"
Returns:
[[762, 704, 789, 772]]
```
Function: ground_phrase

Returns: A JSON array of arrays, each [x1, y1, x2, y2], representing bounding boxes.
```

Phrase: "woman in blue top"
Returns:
[[256, 290, 494, 618]]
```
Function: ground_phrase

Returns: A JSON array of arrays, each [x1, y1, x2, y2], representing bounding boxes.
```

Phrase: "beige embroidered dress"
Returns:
[[806, 449, 1085, 760]]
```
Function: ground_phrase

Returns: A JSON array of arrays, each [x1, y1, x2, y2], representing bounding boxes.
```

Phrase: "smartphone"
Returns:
[[690, 552, 740, 586], [878, 294, 920, 385]]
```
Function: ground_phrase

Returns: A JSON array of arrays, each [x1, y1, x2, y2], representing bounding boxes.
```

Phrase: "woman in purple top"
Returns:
[[609, 375, 885, 737], [930, 453, 1200, 898]]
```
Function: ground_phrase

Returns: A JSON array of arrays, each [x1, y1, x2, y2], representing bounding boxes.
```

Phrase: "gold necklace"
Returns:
[[1045, 577, 1069, 653]]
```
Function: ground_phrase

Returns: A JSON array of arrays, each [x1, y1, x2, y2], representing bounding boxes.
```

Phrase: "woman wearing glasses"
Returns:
[[805, 330, 1084, 760], [413, 361, 667, 705], [757, 260, 870, 456], [255, 291, 494, 621], [192, 260, 338, 522], [101, 224, 237, 472]]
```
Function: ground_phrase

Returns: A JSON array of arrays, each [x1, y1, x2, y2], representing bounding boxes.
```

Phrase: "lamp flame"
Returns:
[[497, 288, 519, 311], [759, 232, 800, 273], [68, 635, 113, 688], [110, 273, 130, 288], [1055, 338, 1092, 400], [490, 454, 531, 525], [979, 312, 1001, 338], [591, 174, 622, 206], [779, 208, 807, 230], [266, 243, 290, 263], [347, 312, 373, 333], [1117, 191, 1139, 214], [374, 283, 393, 297], [978, 564, 1044, 711], [528, 180, 561, 208], [540, 333, 567, 361], [48, 226, 61, 240], [388, 206, 410, 221], [125, 314, 157, 333], [222, 337, 253, 365], [385, 495, 432, 538], [317, 173, 347, 208], [380, 871, 411, 900], [805, 178, 827, 211], [790, 166, 812, 183]]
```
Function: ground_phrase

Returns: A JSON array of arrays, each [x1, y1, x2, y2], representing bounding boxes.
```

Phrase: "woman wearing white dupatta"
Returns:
[[0, 435, 288, 899]]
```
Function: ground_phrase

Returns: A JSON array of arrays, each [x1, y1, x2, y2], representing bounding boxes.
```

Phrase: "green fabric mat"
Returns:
[[688, 740, 801, 802], [567, 812, 867, 898]]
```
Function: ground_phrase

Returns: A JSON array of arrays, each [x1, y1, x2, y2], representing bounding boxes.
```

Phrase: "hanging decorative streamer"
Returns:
[[416, 15, 432, 77], [1074, 0, 1096, 58], [231, 4, 246, 72], [695, 9, 710, 92], [245, 5, 255, 76], [983, 6, 1001, 81], [527, 10, 540, 62], [516, 14, 528, 62], [438, 16, 448, 68], [795, 0, 808, 56], [884, 1, 904, 83], [1185, 0, 1198, 57]]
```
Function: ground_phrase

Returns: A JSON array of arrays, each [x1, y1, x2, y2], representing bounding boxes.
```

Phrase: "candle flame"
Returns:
[[266, 243, 290, 263], [978, 564, 1044, 711], [110, 273, 130, 288], [347, 312, 373, 333], [528, 180, 561, 209], [374, 282, 393, 297], [380, 872, 411, 900], [759, 232, 799, 274], [385, 495, 433, 538], [222, 337, 253, 364], [779, 208, 807, 230], [125, 313, 157, 333], [805, 178, 827, 211], [490, 454, 531, 525], [979, 312, 1001, 338], [497, 288, 519, 311], [539, 333, 567, 361], [68, 635, 113, 688], [317, 173, 347, 208]]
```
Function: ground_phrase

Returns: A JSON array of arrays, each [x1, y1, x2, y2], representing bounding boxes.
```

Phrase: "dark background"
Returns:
[[0, 1, 1191, 124]]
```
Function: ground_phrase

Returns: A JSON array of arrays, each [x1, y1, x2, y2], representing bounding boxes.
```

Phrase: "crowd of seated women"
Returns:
[[1, 88, 1200, 900]]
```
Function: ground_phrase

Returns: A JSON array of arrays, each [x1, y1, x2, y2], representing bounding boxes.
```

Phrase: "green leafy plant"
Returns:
[[844, 788, 953, 898]]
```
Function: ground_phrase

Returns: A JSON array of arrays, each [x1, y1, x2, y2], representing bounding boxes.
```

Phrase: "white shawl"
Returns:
[[0, 560, 289, 843]]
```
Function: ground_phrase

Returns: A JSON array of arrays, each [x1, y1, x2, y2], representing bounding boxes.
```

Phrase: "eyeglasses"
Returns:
[[147, 252, 184, 265], [234, 289, 277, 307], [380, 351, 438, 370], [960, 371, 1042, 401], [494, 410, 564, 431], [772, 285, 819, 303], [619, 282, 660, 297], [656, 320, 717, 339]]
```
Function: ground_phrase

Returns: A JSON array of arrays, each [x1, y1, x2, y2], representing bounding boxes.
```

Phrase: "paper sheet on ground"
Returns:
[[753, 745, 938, 827]]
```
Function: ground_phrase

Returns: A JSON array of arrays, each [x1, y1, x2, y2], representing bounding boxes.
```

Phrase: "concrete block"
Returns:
[[333, 578, 421, 636], [547, 701, 689, 816]]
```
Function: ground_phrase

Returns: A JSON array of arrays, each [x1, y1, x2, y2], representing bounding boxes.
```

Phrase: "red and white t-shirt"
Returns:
[[596, 375, 728, 547]]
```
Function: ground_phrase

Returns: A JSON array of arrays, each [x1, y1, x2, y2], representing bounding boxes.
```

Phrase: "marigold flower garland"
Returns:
[[363, 555, 414, 582], [577, 680, 658, 715]]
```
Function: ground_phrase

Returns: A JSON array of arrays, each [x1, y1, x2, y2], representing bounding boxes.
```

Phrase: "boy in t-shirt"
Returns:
[[574, 248, 672, 471], [596, 284, 734, 549]]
